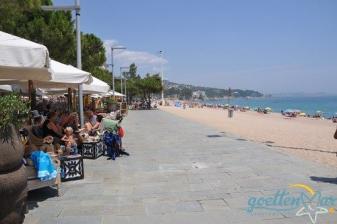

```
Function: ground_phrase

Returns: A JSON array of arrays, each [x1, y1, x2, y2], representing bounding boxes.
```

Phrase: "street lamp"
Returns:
[[111, 46, 126, 97], [120, 66, 129, 101], [41, 0, 84, 126]]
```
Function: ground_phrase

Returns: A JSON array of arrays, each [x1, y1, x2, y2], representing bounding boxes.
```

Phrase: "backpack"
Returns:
[[118, 127, 125, 138]]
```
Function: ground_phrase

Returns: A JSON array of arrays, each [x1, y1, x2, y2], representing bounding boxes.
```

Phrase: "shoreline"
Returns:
[[160, 106, 337, 167]]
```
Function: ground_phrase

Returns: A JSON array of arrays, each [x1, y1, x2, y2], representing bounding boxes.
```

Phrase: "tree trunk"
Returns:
[[0, 125, 27, 224]]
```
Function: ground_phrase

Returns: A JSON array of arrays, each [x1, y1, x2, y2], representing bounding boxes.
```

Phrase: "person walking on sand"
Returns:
[[334, 128, 337, 139]]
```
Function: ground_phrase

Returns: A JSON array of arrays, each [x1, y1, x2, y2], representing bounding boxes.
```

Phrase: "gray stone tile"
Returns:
[[24, 110, 337, 224]]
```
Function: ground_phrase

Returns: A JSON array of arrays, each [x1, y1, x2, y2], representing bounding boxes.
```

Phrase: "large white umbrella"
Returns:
[[83, 76, 110, 94], [42, 77, 109, 95], [0, 59, 92, 88], [0, 31, 53, 81], [104, 90, 125, 97], [0, 85, 13, 92]]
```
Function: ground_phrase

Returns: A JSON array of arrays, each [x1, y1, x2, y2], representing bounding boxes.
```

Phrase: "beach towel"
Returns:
[[30, 150, 57, 181]]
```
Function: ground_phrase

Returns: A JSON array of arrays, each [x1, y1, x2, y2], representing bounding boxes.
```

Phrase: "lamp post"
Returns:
[[159, 51, 165, 106], [111, 46, 126, 98], [41, 0, 84, 126], [120, 66, 129, 101]]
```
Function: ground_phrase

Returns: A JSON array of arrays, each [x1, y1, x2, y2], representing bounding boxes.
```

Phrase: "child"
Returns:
[[61, 127, 78, 155]]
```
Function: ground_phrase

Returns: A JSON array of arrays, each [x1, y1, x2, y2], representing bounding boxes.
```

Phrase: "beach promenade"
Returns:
[[25, 110, 337, 224]]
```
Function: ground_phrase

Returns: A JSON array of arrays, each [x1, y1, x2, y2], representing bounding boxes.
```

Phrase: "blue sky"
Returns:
[[54, 0, 337, 94]]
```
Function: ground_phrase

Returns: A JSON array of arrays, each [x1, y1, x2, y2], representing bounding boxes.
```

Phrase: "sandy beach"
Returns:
[[161, 106, 337, 167]]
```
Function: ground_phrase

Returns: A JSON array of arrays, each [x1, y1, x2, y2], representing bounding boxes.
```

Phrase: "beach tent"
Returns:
[[0, 31, 53, 81]]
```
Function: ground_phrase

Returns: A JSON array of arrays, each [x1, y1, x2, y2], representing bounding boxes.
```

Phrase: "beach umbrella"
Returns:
[[0, 31, 53, 81], [0, 59, 92, 88], [41, 76, 108, 95], [265, 107, 272, 111], [82, 76, 110, 94], [104, 91, 125, 97], [0, 85, 13, 92], [90, 94, 101, 98]]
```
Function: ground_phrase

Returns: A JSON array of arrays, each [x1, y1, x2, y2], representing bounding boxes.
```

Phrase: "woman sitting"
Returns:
[[81, 114, 102, 136], [62, 112, 79, 131], [42, 112, 62, 143], [91, 115, 103, 131], [32, 115, 45, 138]]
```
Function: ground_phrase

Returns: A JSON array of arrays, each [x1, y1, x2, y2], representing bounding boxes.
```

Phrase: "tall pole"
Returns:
[[160, 51, 164, 105], [120, 67, 123, 96], [111, 46, 126, 98], [41, 0, 83, 125], [111, 48, 115, 98], [124, 77, 127, 103], [120, 67, 129, 103], [75, 0, 84, 127]]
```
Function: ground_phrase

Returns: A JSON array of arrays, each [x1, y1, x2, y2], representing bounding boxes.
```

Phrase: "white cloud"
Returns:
[[103, 39, 167, 71]]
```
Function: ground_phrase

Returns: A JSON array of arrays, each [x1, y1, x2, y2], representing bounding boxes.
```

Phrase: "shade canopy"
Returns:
[[0, 85, 13, 92], [0, 59, 92, 88], [104, 91, 125, 97], [0, 31, 53, 81], [42, 76, 109, 95], [83, 76, 110, 94]]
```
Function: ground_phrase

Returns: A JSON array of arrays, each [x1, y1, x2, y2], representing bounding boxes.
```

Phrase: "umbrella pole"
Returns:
[[67, 88, 72, 112], [28, 80, 36, 109]]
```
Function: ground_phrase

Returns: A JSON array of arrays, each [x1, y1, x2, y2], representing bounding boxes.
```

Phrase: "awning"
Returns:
[[0, 31, 53, 81]]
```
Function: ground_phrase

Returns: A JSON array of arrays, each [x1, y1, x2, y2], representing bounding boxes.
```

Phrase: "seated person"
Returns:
[[81, 114, 100, 136], [91, 115, 103, 131], [32, 115, 45, 138], [62, 112, 79, 131], [42, 112, 62, 143], [61, 127, 78, 155], [59, 111, 70, 127], [85, 110, 97, 127]]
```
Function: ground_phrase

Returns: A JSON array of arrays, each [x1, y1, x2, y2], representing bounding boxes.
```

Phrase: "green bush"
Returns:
[[0, 94, 29, 143]]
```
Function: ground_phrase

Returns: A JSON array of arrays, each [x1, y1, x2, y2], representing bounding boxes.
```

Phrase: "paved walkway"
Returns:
[[25, 110, 337, 224]]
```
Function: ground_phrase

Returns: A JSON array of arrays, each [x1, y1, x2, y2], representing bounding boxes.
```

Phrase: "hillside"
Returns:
[[164, 80, 263, 100]]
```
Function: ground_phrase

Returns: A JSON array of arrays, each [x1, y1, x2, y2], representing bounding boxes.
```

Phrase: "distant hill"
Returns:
[[164, 80, 263, 100]]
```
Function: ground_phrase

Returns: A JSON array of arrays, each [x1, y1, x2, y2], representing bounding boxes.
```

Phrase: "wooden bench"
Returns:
[[26, 154, 61, 196]]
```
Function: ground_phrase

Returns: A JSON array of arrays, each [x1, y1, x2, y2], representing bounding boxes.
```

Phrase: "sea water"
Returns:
[[204, 96, 337, 118]]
